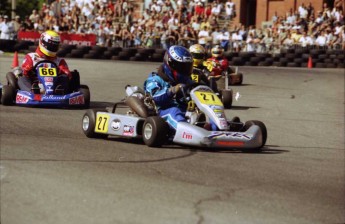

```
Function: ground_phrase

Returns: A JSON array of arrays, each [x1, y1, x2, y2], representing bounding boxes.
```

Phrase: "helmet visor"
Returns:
[[212, 50, 223, 55], [170, 59, 193, 76], [192, 52, 205, 60], [41, 38, 60, 52]]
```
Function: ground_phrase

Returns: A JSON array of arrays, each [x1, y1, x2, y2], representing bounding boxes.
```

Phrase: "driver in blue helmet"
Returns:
[[144, 45, 217, 131]]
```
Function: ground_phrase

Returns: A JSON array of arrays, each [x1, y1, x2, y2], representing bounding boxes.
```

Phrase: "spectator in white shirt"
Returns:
[[225, 0, 235, 20], [198, 26, 210, 49], [315, 30, 327, 46], [298, 32, 314, 47], [0, 16, 12, 40]]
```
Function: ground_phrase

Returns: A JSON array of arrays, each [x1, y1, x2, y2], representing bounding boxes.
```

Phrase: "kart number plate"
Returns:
[[39, 67, 57, 77], [191, 74, 199, 83], [195, 91, 222, 106], [95, 114, 110, 133]]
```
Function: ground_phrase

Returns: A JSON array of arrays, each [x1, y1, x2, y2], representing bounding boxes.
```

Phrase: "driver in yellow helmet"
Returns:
[[189, 44, 217, 92], [18, 30, 73, 94]]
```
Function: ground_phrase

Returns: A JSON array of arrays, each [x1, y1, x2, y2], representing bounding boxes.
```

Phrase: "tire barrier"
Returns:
[[1, 39, 343, 68]]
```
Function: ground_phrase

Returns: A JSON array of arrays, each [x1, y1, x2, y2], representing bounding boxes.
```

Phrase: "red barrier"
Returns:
[[18, 31, 97, 46]]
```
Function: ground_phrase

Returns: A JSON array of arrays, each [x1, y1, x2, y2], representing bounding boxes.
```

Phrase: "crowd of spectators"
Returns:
[[0, 0, 344, 53]]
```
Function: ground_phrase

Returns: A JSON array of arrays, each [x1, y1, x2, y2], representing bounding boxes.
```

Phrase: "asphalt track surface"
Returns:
[[0, 55, 344, 224]]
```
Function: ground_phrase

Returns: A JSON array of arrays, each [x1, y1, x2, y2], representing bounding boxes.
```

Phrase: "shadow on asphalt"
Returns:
[[229, 105, 260, 110]]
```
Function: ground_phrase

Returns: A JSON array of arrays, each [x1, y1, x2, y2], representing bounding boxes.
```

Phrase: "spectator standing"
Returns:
[[29, 10, 40, 24], [0, 16, 11, 39], [51, 0, 63, 19], [218, 28, 230, 51], [13, 16, 21, 39], [246, 32, 256, 52], [225, 0, 235, 20], [231, 29, 243, 52], [198, 26, 210, 49]]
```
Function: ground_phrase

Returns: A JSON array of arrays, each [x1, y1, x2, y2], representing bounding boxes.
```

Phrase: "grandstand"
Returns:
[[0, 0, 343, 68]]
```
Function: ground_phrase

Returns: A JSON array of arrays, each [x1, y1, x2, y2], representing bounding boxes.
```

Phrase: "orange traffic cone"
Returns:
[[307, 56, 312, 68], [11, 51, 19, 68]]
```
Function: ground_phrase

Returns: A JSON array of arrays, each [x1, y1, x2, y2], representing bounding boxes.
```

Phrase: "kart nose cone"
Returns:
[[82, 115, 90, 131]]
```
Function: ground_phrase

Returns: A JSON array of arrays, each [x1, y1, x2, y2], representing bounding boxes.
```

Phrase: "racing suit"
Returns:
[[205, 56, 229, 77], [18, 47, 72, 92], [144, 64, 218, 131], [144, 64, 193, 130]]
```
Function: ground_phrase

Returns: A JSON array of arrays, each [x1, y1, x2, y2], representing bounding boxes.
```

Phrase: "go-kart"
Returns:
[[191, 67, 233, 109], [203, 60, 243, 86], [82, 84, 267, 151], [1, 60, 90, 108]]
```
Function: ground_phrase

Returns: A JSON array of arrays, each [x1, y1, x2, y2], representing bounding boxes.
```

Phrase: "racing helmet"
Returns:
[[163, 45, 193, 83], [39, 30, 60, 57], [211, 45, 224, 58], [189, 44, 206, 67]]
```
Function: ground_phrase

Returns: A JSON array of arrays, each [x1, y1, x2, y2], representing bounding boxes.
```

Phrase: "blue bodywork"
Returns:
[[15, 90, 85, 107]]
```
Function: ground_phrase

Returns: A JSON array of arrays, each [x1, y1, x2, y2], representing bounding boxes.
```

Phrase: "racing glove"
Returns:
[[169, 84, 186, 95]]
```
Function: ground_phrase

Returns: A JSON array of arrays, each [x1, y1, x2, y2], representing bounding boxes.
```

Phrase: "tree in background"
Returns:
[[0, 0, 44, 19]]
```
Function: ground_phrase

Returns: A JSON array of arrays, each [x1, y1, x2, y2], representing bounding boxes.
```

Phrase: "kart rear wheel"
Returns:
[[142, 116, 169, 147], [221, 89, 232, 109], [1, 85, 16, 106], [79, 85, 90, 108], [243, 120, 267, 149], [82, 109, 107, 138], [236, 73, 243, 85]]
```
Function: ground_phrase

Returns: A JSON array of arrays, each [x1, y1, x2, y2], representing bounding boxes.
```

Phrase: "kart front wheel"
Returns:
[[1, 85, 16, 106], [6, 72, 18, 89], [243, 120, 267, 149], [142, 116, 169, 147], [221, 89, 233, 109], [82, 109, 107, 138]]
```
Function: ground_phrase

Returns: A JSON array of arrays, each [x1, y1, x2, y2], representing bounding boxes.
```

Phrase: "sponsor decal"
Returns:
[[182, 132, 193, 140], [16, 94, 30, 103], [209, 132, 253, 140], [44, 77, 53, 82], [123, 125, 134, 136], [69, 95, 84, 105], [42, 95, 66, 100], [111, 119, 121, 131], [45, 82, 53, 86], [220, 119, 228, 126], [34, 94, 42, 101], [216, 141, 244, 146]]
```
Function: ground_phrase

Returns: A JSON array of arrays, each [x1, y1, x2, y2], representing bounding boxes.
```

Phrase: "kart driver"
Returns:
[[18, 30, 72, 94], [144, 45, 194, 131], [189, 44, 217, 92], [205, 45, 233, 77], [144, 45, 218, 132]]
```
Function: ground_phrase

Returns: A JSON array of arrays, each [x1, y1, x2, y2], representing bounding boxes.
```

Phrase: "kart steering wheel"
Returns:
[[177, 82, 199, 104]]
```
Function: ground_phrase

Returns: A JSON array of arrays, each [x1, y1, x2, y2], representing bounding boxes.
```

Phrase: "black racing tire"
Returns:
[[6, 72, 18, 89], [79, 84, 90, 109], [243, 120, 267, 149], [82, 109, 107, 138], [237, 73, 243, 85], [142, 116, 169, 147], [221, 89, 232, 109], [70, 70, 81, 92], [1, 85, 16, 106], [229, 73, 243, 85]]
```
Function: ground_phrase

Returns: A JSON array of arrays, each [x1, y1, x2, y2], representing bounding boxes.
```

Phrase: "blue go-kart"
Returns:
[[1, 60, 90, 108]]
